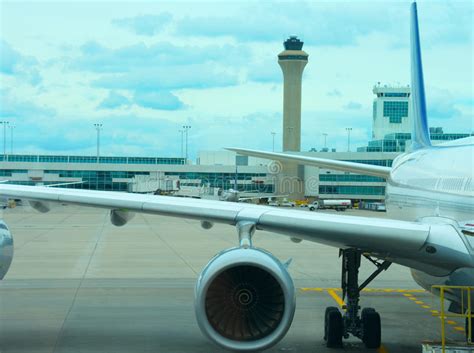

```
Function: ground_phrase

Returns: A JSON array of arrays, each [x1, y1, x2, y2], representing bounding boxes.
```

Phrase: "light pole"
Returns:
[[1, 121, 9, 160], [346, 127, 352, 152], [271, 132, 276, 152], [94, 123, 103, 163], [182, 125, 191, 161], [179, 129, 184, 158], [9, 125, 14, 155], [322, 133, 328, 149]]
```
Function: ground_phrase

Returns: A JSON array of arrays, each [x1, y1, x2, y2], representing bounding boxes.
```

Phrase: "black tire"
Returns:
[[309, 207, 315, 211], [362, 310, 381, 349], [466, 316, 474, 342], [326, 310, 343, 348], [361, 307, 376, 321], [324, 307, 339, 340]]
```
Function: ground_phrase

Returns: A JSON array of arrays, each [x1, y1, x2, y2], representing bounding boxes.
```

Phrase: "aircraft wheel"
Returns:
[[362, 309, 381, 349], [466, 316, 474, 342], [324, 307, 338, 340], [361, 307, 376, 320], [325, 308, 343, 347]]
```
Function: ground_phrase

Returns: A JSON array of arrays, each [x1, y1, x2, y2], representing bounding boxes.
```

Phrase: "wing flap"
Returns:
[[227, 148, 391, 178], [257, 209, 429, 253]]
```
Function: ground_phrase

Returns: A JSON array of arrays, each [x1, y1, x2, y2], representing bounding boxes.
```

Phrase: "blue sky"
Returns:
[[0, 0, 472, 159]]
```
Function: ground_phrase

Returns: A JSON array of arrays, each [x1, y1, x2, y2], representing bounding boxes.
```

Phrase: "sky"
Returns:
[[0, 0, 472, 160]]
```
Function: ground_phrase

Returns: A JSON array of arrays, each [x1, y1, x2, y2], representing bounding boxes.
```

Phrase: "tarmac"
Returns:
[[0, 204, 468, 352]]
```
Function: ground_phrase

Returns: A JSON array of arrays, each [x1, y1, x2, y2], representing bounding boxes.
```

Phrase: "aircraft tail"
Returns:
[[410, 2, 431, 150]]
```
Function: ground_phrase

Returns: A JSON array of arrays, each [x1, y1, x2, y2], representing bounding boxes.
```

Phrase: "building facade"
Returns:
[[0, 154, 274, 194], [372, 84, 411, 140]]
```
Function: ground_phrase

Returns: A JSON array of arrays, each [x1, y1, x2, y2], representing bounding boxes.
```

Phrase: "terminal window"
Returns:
[[383, 101, 408, 123]]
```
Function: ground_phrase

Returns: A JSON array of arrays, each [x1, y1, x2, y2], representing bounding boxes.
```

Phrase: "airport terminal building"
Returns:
[[1, 85, 471, 202], [1, 141, 470, 202], [0, 150, 396, 201]]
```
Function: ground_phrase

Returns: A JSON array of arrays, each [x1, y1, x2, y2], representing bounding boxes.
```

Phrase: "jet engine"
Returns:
[[110, 209, 135, 227], [195, 247, 295, 351], [0, 222, 13, 279]]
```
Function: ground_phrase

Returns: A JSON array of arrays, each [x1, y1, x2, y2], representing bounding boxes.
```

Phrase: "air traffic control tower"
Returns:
[[279, 36, 308, 152], [277, 36, 308, 198]]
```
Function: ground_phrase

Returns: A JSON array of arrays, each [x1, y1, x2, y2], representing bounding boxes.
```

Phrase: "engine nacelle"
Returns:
[[195, 247, 295, 351], [29, 200, 51, 213], [0, 221, 13, 279], [110, 209, 135, 227]]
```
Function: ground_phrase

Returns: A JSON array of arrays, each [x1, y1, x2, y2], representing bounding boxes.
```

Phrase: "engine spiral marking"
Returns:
[[267, 161, 283, 174]]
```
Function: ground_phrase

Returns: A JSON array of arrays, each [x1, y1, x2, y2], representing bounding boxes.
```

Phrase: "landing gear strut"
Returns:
[[324, 249, 391, 349], [466, 315, 474, 342]]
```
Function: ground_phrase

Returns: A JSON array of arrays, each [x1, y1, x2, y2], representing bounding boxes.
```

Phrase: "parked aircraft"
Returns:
[[0, 3, 472, 351]]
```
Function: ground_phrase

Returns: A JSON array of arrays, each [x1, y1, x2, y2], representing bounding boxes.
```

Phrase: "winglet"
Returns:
[[410, 2, 431, 150]]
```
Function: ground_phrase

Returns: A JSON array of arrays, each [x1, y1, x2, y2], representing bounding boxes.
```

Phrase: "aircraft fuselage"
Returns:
[[385, 138, 474, 304]]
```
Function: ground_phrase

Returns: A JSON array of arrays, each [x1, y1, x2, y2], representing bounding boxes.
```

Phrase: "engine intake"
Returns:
[[0, 221, 13, 279], [195, 247, 295, 351]]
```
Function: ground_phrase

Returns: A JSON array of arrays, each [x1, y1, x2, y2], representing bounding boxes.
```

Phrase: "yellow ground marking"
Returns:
[[300, 287, 324, 292], [326, 289, 389, 353], [400, 295, 467, 337], [327, 289, 346, 309], [300, 287, 425, 293]]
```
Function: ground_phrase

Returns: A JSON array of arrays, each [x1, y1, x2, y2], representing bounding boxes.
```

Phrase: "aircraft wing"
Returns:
[[227, 148, 391, 178], [0, 184, 471, 276]]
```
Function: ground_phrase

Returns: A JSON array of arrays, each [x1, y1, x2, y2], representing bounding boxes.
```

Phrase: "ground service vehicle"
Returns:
[[309, 199, 351, 211]]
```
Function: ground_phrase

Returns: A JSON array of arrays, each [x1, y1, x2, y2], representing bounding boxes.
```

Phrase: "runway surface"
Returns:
[[0, 205, 467, 352]]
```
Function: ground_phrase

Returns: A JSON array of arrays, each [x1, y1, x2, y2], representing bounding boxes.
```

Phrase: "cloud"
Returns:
[[426, 88, 464, 121], [173, 2, 472, 48], [0, 40, 42, 85], [0, 40, 21, 74], [133, 91, 184, 110], [327, 89, 342, 97], [97, 91, 130, 110], [246, 63, 281, 83], [74, 41, 249, 73], [0, 89, 55, 119], [174, 2, 395, 46], [427, 100, 462, 121], [93, 65, 238, 91], [344, 101, 362, 110], [420, 2, 473, 47], [112, 13, 172, 36]]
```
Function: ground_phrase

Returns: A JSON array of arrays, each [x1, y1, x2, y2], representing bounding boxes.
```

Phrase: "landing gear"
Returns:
[[323, 249, 391, 349]]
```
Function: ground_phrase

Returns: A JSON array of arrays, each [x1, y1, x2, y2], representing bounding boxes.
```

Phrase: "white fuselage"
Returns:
[[385, 137, 474, 297]]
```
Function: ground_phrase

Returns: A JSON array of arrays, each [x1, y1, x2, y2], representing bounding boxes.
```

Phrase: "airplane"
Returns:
[[0, 2, 473, 351]]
